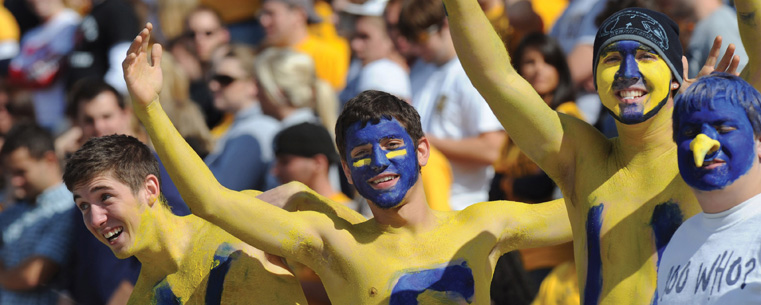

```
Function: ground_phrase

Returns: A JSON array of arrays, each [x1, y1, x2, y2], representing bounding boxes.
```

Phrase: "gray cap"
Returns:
[[266, 0, 323, 24]]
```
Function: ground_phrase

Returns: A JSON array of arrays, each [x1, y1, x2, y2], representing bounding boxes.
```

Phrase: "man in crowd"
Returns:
[[0, 123, 77, 304], [442, 1, 754, 303], [657, 73, 761, 302], [63, 134, 308, 303]]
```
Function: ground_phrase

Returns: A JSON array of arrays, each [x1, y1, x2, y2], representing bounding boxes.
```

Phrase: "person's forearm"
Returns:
[[427, 132, 505, 166], [0, 257, 58, 291], [736, 0, 761, 87]]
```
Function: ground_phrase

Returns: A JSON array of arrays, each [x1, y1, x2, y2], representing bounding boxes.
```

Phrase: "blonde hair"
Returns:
[[159, 51, 214, 154], [253, 47, 338, 133]]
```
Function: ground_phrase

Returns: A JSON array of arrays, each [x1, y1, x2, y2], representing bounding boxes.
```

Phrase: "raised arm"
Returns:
[[122, 24, 332, 261], [442, 0, 578, 180], [465, 198, 572, 256], [737, 0, 761, 88]]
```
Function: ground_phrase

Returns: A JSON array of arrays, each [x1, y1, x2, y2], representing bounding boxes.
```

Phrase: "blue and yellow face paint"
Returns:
[[344, 117, 420, 209], [596, 40, 673, 124], [675, 97, 757, 191]]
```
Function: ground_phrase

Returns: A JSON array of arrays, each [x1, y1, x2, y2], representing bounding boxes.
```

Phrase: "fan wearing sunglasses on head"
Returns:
[[203, 44, 282, 192]]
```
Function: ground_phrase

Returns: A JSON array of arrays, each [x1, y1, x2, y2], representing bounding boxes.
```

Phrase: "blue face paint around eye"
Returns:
[[675, 98, 757, 191], [345, 117, 420, 209]]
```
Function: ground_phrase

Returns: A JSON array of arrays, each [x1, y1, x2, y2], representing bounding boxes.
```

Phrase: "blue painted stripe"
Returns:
[[205, 243, 240, 305], [585, 204, 604, 305]]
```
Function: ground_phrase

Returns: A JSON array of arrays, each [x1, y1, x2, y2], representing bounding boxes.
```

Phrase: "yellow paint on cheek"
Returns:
[[386, 150, 407, 159], [690, 134, 721, 167], [353, 158, 371, 168], [639, 59, 672, 112], [596, 59, 620, 114]]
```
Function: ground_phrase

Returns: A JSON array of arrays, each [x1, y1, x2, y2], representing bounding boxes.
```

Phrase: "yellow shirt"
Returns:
[[294, 34, 350, 91], [530, 0, 568, 32], [0, 6, 19, 42], [421, 145, 452, 211]]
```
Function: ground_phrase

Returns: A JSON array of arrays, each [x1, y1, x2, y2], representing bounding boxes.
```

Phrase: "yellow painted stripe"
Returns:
[[386, 150, 407, 159], [353, 158, 371, 168]]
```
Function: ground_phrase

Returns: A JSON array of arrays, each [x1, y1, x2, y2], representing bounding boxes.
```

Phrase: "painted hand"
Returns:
[[122, 22, 164, 110], [679, 36, 741, 94]]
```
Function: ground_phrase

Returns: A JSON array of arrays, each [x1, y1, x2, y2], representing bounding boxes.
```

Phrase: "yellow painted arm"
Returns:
[[123, 24, 332, 262], [140, 102, 328, 259], [736, 0, 761, 88], [442, 0, 575, 180], [257, 181, 367, 225], [489, 198, 572, 254]]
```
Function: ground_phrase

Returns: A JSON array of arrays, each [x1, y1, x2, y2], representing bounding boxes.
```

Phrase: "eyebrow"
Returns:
[[73, 185, 113, 201]]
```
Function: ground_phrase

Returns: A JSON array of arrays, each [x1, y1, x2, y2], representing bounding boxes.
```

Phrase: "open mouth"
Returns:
[[700, 159, 725, 169], [368, 174, 399, 189], [103, 227, 123, 244], [616, 89, 647, 102]]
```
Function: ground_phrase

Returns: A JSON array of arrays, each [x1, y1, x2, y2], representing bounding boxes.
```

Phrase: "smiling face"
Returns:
[[596, 40, 674, 124], [73, 172, 152, 259], [675, 99, 758, 191], [342, 117, 420, 209], [519, 47, 559, 100]]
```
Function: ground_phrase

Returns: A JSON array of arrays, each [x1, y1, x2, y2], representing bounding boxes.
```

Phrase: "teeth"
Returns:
[[104, 227, 123, 240], [372, 176, 394, 184], [620, 90, 644, 99]]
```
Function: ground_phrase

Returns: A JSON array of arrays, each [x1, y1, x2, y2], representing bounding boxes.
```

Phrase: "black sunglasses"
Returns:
[[211, 74, 239, 87]]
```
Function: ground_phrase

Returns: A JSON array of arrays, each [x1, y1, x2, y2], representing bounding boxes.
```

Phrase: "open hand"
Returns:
[[679, 36, 741, 94], [122, 23, 163, 109]]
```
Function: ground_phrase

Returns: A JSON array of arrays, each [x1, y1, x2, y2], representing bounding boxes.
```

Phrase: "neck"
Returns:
[[134, 206, 195, 277], [368, 181, 437, 233], [285, 26, 309, 47], [694, 162, 761, 214], [308, 173, 338, 198], [613, 99, 676, 161], [434, 47, 456, 67], [694, 0, 721, 20]]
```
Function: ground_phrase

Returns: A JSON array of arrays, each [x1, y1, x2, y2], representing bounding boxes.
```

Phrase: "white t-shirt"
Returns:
[[340, 58, 411, 103], [411, 58, 503, 210], [656, 193, 761, 304]]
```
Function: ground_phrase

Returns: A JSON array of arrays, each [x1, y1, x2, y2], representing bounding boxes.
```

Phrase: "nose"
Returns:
[[370, 146, 390, 172], [87, 205, 108, 230], [613, 54, 641, 89], [690, 124, 721, 167]]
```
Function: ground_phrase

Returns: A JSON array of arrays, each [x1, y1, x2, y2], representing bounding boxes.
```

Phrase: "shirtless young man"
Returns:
[[63, 135, 307, 304], [442, 1, 755, 304], [123, 23, 571, 304]]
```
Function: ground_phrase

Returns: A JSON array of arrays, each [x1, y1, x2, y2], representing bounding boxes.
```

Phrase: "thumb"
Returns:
[[151, 43, 163, 67]]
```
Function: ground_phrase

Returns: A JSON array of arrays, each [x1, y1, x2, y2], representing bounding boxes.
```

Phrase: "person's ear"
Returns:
[[43, 151, 58, 165], [756, 135, 761, 161], [417, 136, 430, 167], [143, 174, 160, 207], [313, 154, 329, 172], [341, 160, 354, 185]]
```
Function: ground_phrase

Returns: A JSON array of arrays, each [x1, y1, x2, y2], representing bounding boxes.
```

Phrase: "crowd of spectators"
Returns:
[[0, 0, 743, 303]]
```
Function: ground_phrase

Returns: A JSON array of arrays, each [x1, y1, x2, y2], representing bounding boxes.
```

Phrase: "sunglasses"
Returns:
[[188, 28, 219, 39], [211, 74, 243, 87]]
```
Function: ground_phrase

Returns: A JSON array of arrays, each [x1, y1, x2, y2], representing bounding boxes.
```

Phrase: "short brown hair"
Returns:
[[64, 135, 160, 197], [397, 0, 446, 42]]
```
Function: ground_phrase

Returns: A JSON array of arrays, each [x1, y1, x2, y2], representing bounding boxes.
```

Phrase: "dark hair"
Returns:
[[397, 0, 446, 42], [0, 122, 55, 160], [335, 90, 424, 161], [64, 134, 161, 196], [673, 72, 761, 141], [67, 78, 125, 119], [512, 33, 575, 109], [185, 5, 226, 28]]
